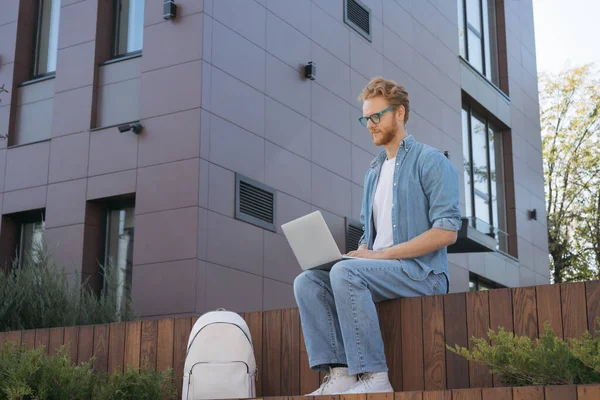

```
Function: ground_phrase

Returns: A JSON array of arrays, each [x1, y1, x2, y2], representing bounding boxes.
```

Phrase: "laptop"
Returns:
[[281, 211, 359, 271]]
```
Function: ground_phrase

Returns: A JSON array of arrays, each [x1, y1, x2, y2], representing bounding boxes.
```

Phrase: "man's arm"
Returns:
[[347, 228, 456, 259], [347, 150, 461, 260]]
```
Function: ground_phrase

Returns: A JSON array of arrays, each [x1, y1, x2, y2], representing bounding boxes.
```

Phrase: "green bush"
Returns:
[[0, 343, 176, 400], [447, 320, 600, 386], [0, 242, 135, 333]]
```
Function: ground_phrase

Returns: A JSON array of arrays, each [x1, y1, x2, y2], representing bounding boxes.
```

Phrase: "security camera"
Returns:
[[118, 124, 131, 133], [130, 123, 143, 133], [117, 122, 143, 134]]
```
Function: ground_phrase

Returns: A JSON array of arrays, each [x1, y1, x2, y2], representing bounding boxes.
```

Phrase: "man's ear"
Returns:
[[396, 105, 405, 122]]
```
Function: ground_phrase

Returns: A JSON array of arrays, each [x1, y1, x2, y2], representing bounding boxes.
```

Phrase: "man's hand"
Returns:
[[345, 247, 389, 259]]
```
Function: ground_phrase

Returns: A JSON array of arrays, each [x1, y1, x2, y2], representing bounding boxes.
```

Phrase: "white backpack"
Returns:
[[182, 309, 258, 400]]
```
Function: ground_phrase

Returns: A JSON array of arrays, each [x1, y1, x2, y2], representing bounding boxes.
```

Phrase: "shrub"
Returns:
[[0, 343, 176, 400], [0, 242, 135, 332], [447, 320, 600, 386]]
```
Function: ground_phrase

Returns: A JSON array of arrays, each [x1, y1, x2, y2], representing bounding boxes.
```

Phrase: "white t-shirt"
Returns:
[[373, 157, 396, 251]]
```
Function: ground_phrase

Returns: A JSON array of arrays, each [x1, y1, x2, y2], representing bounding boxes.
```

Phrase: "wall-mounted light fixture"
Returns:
[[163, 0, 177, 20], [304, 61, 316, 80], [118, 122, 143, 134], [528, 209, 537, 220]]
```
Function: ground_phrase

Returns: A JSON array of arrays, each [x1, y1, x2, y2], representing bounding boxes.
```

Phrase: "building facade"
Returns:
[[0, 0, 548, 319]]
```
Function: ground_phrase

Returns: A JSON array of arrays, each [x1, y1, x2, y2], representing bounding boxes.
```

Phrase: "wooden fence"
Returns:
[[249, 385, 600, 400], [1, 281, 600, 398]]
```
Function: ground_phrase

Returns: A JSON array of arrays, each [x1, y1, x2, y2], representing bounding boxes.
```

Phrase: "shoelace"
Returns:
[[357, 373, 374, 389], [317, 373, 332, 394]]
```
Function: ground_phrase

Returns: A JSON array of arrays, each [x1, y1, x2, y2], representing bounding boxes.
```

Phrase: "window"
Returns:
[[458, 0, 499, 84], [113, 0, 145, 58], [18, 218, 45, 267], [104, 207, 134, 311], [469, 273, 505, 292], [32, 0, 61, 77], [462, 105, 508, 253]]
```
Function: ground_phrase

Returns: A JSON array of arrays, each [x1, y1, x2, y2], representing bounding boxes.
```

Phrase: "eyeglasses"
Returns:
[[358, 106, 395, 127]]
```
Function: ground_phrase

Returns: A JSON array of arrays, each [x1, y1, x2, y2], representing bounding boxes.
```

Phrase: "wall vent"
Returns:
[[235, 174, 277, 232], [345, 218, 363, 253], [344, 0, 372, 42]]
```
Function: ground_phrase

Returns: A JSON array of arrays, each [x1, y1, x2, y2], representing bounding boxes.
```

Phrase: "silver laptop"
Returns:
[[281, 211, 358, 271]]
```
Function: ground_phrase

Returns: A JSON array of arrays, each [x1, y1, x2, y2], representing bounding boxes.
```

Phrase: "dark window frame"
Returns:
[[469, 272, 505, 292], [100, 197, 135, 297], [13, 210, 46, 268], [462, 103, 508, 253], [459, 0, 499, 85], [30, 0, 58, 79], [111, 0, 144, 59]]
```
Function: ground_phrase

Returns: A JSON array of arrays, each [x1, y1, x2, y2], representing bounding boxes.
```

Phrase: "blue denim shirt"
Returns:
[[358, 135, 462, 282]]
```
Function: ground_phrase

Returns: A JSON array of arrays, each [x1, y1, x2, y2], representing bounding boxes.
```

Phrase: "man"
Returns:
[[293, 77, 461, 395]]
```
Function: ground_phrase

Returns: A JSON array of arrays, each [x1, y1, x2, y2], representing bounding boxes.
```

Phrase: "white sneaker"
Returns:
[[339, 371, 394, 394], [305, 367, 358, 396]]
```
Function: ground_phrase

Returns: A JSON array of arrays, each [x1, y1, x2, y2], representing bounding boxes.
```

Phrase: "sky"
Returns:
[[533, 0, 600, 74]]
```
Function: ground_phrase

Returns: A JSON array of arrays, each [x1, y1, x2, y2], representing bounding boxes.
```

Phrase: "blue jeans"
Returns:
[[293, 258, 448, 375]]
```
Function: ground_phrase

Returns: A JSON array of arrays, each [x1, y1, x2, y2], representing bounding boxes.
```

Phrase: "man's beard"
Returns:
[[373, 118, 399, 147]]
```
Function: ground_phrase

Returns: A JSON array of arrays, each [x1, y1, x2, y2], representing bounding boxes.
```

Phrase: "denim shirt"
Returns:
[[358, 135, 462, 282]]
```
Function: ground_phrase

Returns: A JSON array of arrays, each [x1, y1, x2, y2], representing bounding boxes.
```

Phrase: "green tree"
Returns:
[[541, 64, 600, 283]]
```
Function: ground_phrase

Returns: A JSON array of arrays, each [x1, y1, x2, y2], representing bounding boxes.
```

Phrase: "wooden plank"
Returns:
[[512, 288, 538, 339], [191, 316, 199, 327], [21, 329, 36, 349], [93, 324, 109, 372], [561, 283, 588, 339], [422, 296, 446, 391], [0, 332, 5, 350], [452, 389, 482, 400], [6, 330, 22, 346], [535, 284, 563, 338], [482, 387, 512, 400], [341, 394, 367, 400], [367, 394, 394, 400], [245, 312, 264, 397], [423, 391, 452, 400], [299, 318, 320, 395], [281, 308, 300, 396], [108, 322, 126, 373], [124, 321, 141, 370], [512, 386, 543, 400], [63, 326, 79, 364], [444, 293, 469, 390], [156, 319, 174, 372], [174, 318, 192, 398], [466, 291, 492, 388], [77, 325, 94, 364], [401, 297, 424, 391], [488, 289, 514, 388], [48, 327, 64, 357], [263, 310, 283, 397], [577, 385, 600, 400], [140, 320, 158, 370], [489, 289, 514, 332], [35, 328, 49, 354], [544, 385, 577, 400], [395, 392, 423, 400], [585, 281, 600, 336], [380, 299, 403, 392]]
